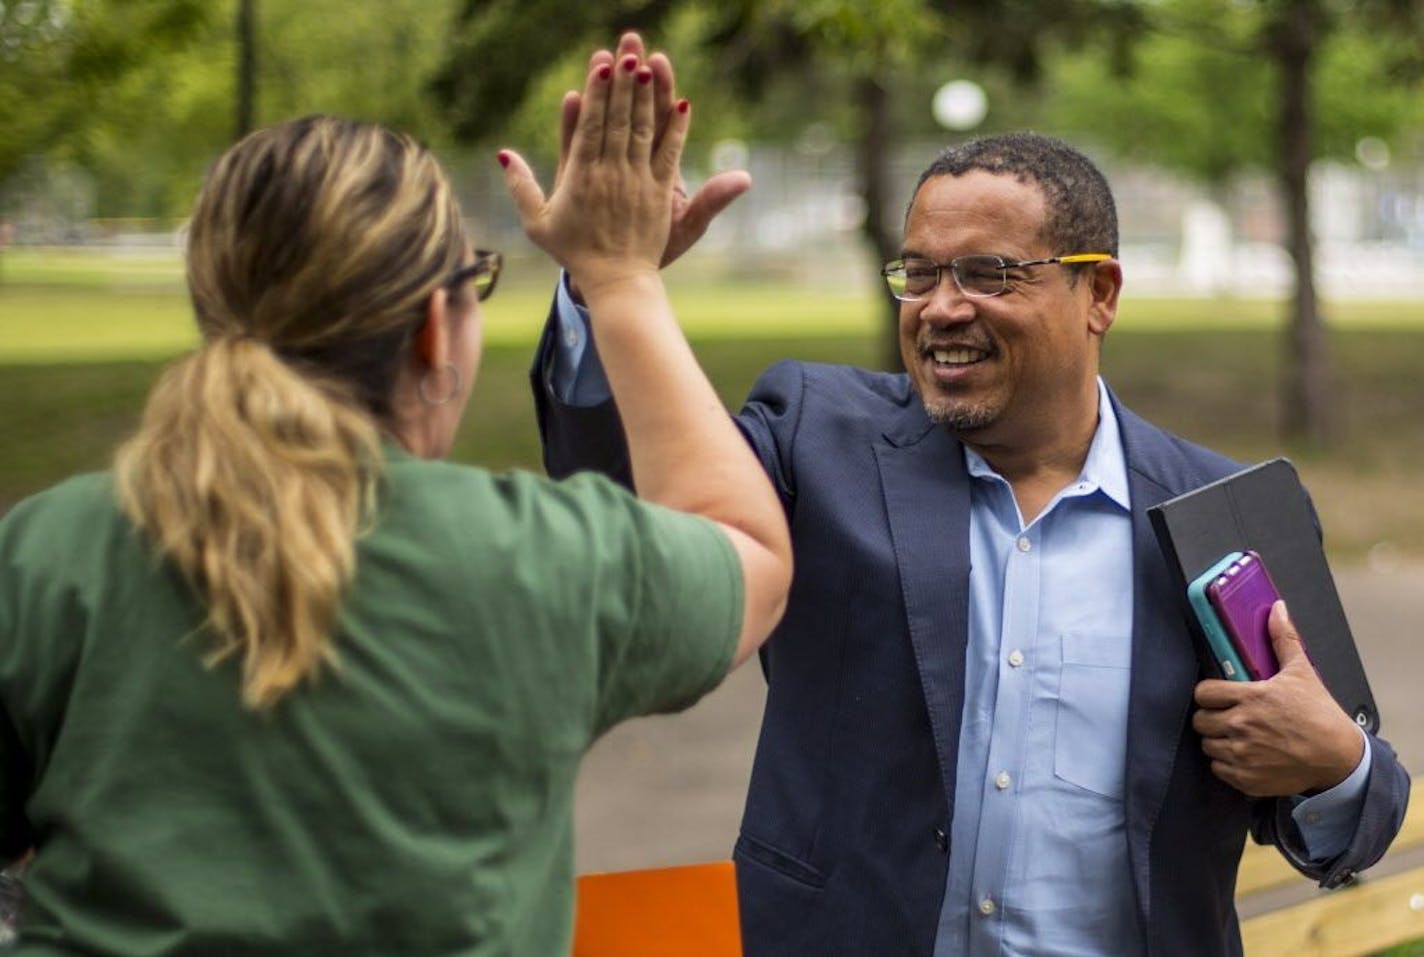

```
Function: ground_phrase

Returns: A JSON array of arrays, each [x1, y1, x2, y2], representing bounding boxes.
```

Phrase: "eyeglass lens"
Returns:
[[451, 251, 501, 301], [886, 256, 1008, 300]]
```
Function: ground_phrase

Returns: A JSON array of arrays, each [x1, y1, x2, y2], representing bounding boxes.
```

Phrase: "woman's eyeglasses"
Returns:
[[447, 249, 502, 302]]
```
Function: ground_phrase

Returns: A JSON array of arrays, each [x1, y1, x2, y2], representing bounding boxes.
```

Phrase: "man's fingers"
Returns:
[[630, 64, 656, 163], [498, 149, 547, 229], [573, 61, 613, 164], [603, 54, 640, 157], [682, 170, 753, 228], [616, 31, 646, 61], [651, 98, 691, 185], [1194, 676, 1250, 711], [555, 90, 582, 185], [648, 51, 675, 146], [1268, 600, 1309, 667]]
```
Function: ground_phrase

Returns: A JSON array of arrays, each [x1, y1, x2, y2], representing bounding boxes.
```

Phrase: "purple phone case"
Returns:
[[1206, 550, 1281, 680]]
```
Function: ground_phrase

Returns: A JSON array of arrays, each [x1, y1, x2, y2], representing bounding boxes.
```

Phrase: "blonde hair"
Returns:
[[115, 116, 468, 708]]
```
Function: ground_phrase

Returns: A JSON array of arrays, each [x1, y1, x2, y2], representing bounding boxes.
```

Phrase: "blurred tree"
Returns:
[[1044, 0, 1424, 446], [434, 0, 1147, 369], [0, 0, 210, 185], [2, 0, 466, 224], [235, 0, 257, 139]]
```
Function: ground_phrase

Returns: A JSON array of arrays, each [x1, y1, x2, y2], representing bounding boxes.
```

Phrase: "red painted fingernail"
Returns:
[[636, 69, 652, 85], [622, 55, 638, 72], [676, 99, 690, 114], [496, 151, 510, 169], [597, 65, 612, 80]]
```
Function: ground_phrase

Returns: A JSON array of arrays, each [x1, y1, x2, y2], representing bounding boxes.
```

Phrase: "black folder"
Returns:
[[1147, 457, 1380, 734]]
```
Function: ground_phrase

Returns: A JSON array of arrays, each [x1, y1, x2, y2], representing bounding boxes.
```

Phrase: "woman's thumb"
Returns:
[[498, 149, 546, 228]]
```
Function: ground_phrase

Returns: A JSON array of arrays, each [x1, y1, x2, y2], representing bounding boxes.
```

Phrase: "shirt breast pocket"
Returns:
[[1053, 633, 1133, 800]]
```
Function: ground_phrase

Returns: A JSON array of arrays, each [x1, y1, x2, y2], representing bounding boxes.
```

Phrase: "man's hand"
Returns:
[[558, 32, 751, 291], [1192, 601, 1364, 797]]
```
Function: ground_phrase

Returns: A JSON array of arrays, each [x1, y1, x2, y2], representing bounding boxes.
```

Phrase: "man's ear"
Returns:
[[415, 287, 451, 369], [1086, 258, 1123, 337]]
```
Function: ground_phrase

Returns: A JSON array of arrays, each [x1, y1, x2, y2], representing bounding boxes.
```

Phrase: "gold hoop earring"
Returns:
[[418, 362, 462, 406]]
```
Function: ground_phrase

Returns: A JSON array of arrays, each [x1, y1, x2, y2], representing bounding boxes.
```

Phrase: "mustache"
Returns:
[[917, 330, 996, 354]]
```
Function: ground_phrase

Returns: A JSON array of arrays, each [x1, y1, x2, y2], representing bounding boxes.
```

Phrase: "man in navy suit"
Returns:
[[531, 62, 1409, 953]]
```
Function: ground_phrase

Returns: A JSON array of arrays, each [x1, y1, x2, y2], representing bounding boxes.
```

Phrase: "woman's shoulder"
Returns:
[[0, 472, 118, 544]]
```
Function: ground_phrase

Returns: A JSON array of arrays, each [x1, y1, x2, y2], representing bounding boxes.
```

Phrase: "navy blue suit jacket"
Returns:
[[531, 331, 1410, 957]]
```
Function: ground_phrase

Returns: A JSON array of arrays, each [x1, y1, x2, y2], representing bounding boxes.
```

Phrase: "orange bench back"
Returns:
[[572, 860, 741, 956]]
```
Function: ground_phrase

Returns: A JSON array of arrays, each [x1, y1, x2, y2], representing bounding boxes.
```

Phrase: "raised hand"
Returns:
[[557, 33, 751, 274], [500, 47, 690, 302], [1192, 601, 1364, 797]]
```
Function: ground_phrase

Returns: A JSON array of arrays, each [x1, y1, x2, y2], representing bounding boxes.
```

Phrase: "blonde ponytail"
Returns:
[[115, 338, 383, 707], [114, 116, 468, 708]]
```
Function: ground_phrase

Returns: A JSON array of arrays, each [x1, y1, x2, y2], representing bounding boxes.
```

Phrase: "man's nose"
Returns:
[[917, 271, 976, 322]]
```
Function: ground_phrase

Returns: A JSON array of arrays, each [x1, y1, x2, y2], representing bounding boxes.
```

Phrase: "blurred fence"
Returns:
[[9, 140, 1424, 299]]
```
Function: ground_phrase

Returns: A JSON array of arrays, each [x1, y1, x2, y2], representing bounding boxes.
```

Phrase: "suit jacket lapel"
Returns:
[[1117, 398, 1205, 912], [874, 401, 973, 809]]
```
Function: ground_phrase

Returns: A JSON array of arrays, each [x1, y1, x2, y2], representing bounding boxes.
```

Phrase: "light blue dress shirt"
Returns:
[[933, 381, 1369, 956], [547, 274, 609, 405], [547, 286, 1370, 952]]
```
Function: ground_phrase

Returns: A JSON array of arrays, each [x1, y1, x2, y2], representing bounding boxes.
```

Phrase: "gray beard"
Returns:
[[923, 398, 997, 433]]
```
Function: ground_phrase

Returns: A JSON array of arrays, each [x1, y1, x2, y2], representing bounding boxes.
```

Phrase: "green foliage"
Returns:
[[432, 0, 1150, 147], [1038, 0, 1424, 183], [2, 0, 471, 220], [0, 0, 210, 185]]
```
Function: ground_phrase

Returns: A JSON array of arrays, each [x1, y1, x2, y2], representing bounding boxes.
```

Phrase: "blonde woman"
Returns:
[[0, 45, 789, 956]]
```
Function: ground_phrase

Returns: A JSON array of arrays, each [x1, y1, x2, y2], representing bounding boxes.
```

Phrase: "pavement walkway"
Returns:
[[572, 562, 1424, 874]]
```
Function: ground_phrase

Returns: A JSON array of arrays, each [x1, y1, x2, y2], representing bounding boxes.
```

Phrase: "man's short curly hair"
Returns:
[[909, 132, 1118, 259]]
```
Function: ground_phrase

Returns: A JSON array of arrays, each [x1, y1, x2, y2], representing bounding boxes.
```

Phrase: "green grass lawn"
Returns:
[[9, 244, 1424, 361], [5, 254, 1424, 562]]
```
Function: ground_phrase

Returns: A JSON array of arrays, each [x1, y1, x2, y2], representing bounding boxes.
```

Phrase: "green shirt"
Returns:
[[0, 449, 742, 955]]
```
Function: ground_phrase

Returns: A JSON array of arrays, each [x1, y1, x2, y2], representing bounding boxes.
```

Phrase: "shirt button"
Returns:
[[978, 897, 997, 916], [1008, 650, 1025, 667], [994, 771, 1011, 790], [1305, 811, 1322, 825], [565, 330, 579, 346], [1016, 536, 1032, 553]]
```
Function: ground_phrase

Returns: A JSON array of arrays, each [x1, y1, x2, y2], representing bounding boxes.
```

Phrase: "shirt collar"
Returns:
[[1084, 377, 1131, 510], [963, 377, 1131, 512]]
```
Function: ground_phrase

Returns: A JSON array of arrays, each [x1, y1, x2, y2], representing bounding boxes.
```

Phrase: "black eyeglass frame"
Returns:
[[881, 252, 1111, 301], [446, 249, 503, 302]]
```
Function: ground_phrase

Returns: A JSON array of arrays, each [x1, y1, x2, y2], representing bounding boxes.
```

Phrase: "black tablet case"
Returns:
[[1147, 457, 1380, 734]]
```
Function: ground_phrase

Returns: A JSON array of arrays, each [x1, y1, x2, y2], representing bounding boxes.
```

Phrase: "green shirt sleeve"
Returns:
[[544, 473, 744, 737]]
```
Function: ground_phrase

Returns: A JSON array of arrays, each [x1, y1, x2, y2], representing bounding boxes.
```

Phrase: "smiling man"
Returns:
[[533, 130, 1409, 956]]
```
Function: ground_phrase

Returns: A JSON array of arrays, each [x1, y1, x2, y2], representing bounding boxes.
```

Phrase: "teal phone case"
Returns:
[[1187, 551, 1251, 681]]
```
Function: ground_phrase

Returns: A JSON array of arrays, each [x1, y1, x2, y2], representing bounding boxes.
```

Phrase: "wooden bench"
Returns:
[[1238, 776, 1424, 956]]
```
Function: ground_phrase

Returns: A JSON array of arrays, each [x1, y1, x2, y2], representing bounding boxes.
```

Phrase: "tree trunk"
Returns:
[[234, 0, 258, 141], [1271, 2, 1330, 447], [855, 75, 904, 372]]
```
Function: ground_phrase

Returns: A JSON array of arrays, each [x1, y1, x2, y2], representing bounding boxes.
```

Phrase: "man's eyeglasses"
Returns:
[[447, 249, 502, 302], [881, 253, 1110, 301]]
